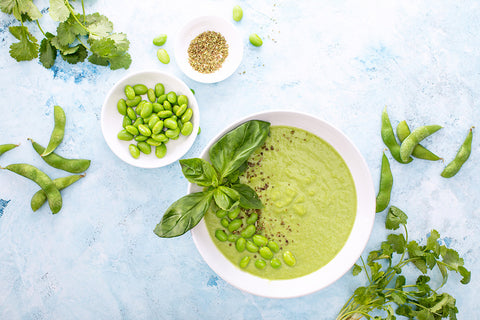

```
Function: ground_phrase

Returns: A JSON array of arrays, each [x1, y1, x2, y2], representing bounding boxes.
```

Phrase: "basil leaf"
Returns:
[[209, 120, 270, 181], [180, 158, 218, 187], [230, 183, 263, 209], [153, 191, 213, 238], [225, 161, 248, 184], [213, 186, 240, 211]]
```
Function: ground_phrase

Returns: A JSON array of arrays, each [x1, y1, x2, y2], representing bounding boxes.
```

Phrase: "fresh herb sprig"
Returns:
[[0, 0, 131, 70], [336, 206, 470, 320], [154, 120, 270, 238]]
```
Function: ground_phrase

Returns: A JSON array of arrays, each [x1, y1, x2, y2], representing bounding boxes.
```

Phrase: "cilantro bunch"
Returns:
[[336, 206, 471, 320], [0, 0, 131, 70]]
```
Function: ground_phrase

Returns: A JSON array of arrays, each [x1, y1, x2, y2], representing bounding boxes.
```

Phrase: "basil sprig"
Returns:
[[154, 120, 270, 238]]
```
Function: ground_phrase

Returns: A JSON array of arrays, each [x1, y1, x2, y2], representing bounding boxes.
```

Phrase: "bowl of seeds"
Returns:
[[174, 16, 243, 83]]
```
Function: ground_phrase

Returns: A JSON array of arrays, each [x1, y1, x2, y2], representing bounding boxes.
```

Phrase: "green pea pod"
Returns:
[[399, 125, 442, 162], [3, 163, 62, 214], [375, 152, 393, 213], [31, 174, 85, 212], [381, 107, 412, 164], [0, 143, 19, 157], [41, 105, 66, 157], [30, 139, 91, 174], [441, 127, 474, 178], [396, 120, 441, 161]]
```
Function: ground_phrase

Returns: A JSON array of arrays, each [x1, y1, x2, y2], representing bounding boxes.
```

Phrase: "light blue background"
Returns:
[[1, 1, 478, 319]]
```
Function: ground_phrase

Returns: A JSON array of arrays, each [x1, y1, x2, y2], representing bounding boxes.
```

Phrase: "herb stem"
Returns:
[[64, 1, 96, 36], [360, 256, 371, 283], [36, 20, 46, 37], [81, 0, 86, 23]]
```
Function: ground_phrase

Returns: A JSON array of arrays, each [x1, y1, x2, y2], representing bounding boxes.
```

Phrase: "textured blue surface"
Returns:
[[0, 1, 479, 319]]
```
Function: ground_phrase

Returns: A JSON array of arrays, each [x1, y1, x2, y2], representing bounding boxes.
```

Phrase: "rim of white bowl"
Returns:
[[190, 110, 376, 298], [174, 15, 243, 83], [101, 70, 200, 168]]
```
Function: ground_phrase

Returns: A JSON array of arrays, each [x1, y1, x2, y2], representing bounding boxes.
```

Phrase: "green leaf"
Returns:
[[441, 248, 464, 270], [153, 191, 213, 238], [55, 14, 88, 47], [394, 275, 405, 289], [209, 120, 270, 181], [49, 0, 69, 22], [424, 252, 436, 270], [88, 53, 109, 66], [395, 304, 412, 317], [60, 44, 87, 64], [89, 36, 131, 70], [458, 265, 471, 284], [387, 233, 406, 254], [352, 263, 362, 276], [225, 161, 248, 184], [426, 229, 440, 255], [39, 37, 57, 68], [213, 186, 240, 211], [180, 158, 218, 187], [1, 0, 41, 20], [390, 291, 407, 305], [85, 12, 113, 38], [9, 26, 38, 61], [385, 206, 408, 230], [106, 52, 132, 70], [415, 309, 435, 320], [229, 183, 263, 209]]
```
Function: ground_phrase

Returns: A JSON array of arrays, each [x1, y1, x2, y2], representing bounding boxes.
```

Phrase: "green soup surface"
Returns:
[[204, 126, 357, 279]]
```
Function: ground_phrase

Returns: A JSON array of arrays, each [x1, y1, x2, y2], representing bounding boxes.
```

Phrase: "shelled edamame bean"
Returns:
[[116, 82, 195, 159]]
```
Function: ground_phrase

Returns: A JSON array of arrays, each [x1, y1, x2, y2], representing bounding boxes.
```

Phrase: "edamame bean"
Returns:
[[181, 121, 193, 136], [181, 108, 193, 123], [135, 135, 148, 142], [140, 102, 153, 119], [126, 107, 137, 120], [221, 218, 230, 228], [375, 152, 393, 213], [122, 116, 132, 128], [255, 259, 266, 269], [133, 84, 148, 95], [177, 95, 188, 106], [137, 142, 151, 154], [165, 127, 180, 140], [175, 104, 187, 117], [252, 234, 268, 247], [126, 125, 139, 136], [246, 240, 259, 253], [133, 118, 144, 128], [157, 48, 170, 64], [3, 163, 62, 214], [167, 91, 177, 104], [233, 5, 243, 22], [117, 129, 134, 141], [267, 240, 280, 253], [124, 85, 135, 100], [228, 219, 242, 232], [216, 209, 228, 218], [135, 103, 144, 117], [249, 33, 263, 47], [157, 94, 167, 104], [396, 120, 441, 161], [31, 174, 84, 212], [152, 121, 164, 135], [117, 99, 127, 115], [259, 247, 273, 260], [146, 138, 162, 146], [227, 207, 241, 220], [164, 118, 178, 130], [147, 89, 156, 102], [42, 105, 66, 156], [152, 102, 163, 113], [30, 139, 91, 174], [129, 144, 140, 159], [227, 234, 239, 242], [441, 127, 474, 178], [155, 144, 167, 158], [0, 143, 19, 157], [215, 229, 228, 242], [239, 256, 250, 268], [270, 258, 282, 269], [173, 105, 180, 115], [399, 125, 442, 162], [151, 133, 168, 143], [126, 96, 141, 107], [198, 127, 201, 135], [155, 83, 165, 97], [381, 107, 412, 164], [158, 110, 173, 118], [153, 34, 167, 46], [246, 212, 258, 225], [148, 115, 160, 129], [163, 100, 172, 111], [283, 251, 296, 266], [241, 224, 256, 238], [235, 237, 246, 252], [177, 119, 184, 131]]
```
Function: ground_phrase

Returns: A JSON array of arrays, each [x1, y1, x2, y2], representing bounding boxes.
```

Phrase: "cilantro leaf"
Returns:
[[426, 229, 440, 255], [458, 266, 471, 284], [89, 36, 131, 70], [1, 0, 41, 21], [55, 14, 88, 47], [85, 13, 113, 38], [352, 264, 362, 276], [88, 53, 109, 66], [387, 233, 406, 254], [49, 0, 70, 22], [385, 206, 408, 230], [39, 37, 57, 68], [60, 44, 87, 64], [108, 52, 131, 70], [441, 248, 463, 270], [9, 26, 38, 61]]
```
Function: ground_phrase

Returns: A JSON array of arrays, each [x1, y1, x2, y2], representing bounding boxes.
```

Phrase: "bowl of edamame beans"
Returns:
[[190, 110, 376, 298], [101, 70, 199, 168]]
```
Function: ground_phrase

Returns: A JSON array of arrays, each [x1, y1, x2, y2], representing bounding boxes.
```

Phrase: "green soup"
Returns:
[[204, 126, 357, 280]]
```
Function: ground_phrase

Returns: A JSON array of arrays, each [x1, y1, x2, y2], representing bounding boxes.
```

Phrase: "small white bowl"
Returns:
[[174, 16, 243, 83], [190, 110, 376, 298], [101, 70, 200, 168]]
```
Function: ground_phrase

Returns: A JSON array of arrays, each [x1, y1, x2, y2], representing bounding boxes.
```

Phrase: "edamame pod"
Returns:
[[30, 139, 91, 174], [399, 125, 442, 162], [0, 143, 19, 157], [381, 107, 412, 164], [42, 105, 66, 156], [396, 120, 441, 161], [375, 152, 393, 213], [3, 163, 62, 214], [31, 174, 85, 212], [441, 127, 474, 178]]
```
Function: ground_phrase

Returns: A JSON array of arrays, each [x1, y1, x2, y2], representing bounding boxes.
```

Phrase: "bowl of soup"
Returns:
[[190, 110, 375, 298]]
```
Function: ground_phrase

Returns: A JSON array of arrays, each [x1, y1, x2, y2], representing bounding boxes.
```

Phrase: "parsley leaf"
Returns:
[[9, 26, 38, 61]]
